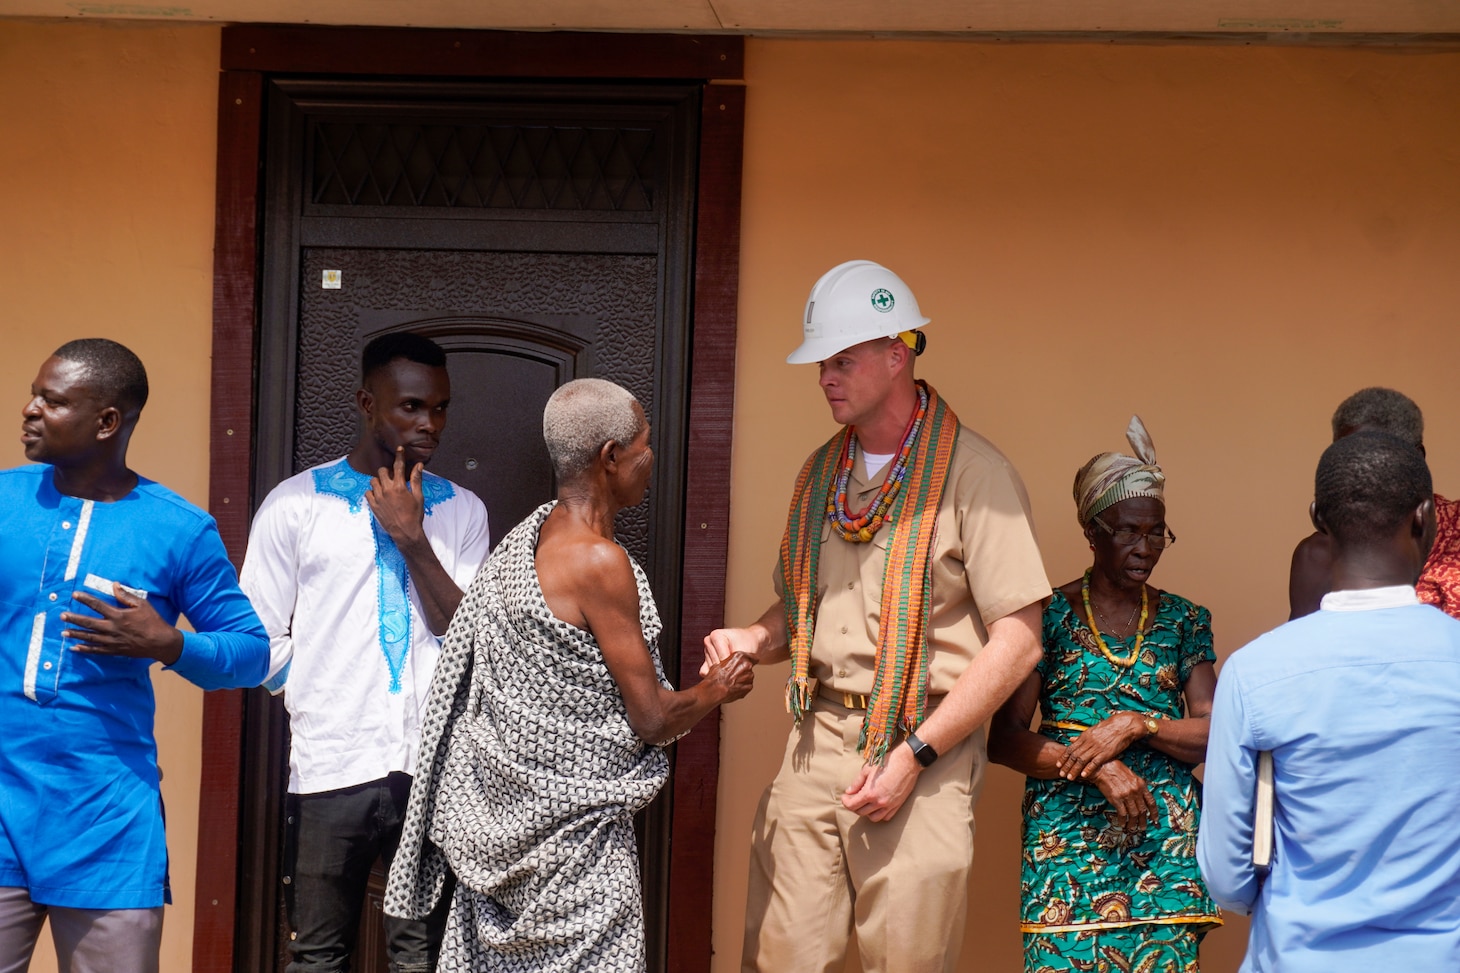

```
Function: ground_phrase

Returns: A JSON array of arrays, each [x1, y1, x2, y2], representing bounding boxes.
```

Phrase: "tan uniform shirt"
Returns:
[[780, 425, 1050, 697]]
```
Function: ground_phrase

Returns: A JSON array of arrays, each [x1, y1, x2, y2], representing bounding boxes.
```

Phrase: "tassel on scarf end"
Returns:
[[785, 678, 814, 725], [897, 710, 924, 739], [857, 724, 894, 767]]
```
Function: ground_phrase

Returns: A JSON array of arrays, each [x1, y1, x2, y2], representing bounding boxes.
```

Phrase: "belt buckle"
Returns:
[[841, 692, 869, 710]]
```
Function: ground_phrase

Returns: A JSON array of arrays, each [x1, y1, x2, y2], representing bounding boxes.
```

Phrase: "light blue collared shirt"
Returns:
[[1198, 585, 1460, 971]]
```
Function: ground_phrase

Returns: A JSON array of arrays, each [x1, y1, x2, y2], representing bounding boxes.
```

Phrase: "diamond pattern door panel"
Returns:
[[311, 120, 657, 211]]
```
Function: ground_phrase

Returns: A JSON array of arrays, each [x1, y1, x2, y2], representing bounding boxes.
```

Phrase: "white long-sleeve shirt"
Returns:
[[241, 457, 490, 793]]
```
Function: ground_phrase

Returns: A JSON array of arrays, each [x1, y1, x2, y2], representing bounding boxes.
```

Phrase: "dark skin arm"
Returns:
[[1039, 579, 1216, 780], [1054, 661, 1216, 781], [366, 447, 465, 636], [988, 671, 1158, 829], [63, 585, 185, 666], [1288, 531, 1332, 621], [539, 529, 754, 745]]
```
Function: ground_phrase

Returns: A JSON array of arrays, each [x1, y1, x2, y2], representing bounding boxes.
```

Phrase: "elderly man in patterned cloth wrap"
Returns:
[[384, 377, 755, 972], [703, 261, 1051, 973]]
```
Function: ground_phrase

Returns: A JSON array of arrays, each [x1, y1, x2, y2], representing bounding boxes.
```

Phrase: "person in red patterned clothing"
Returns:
[[1289, 387, 1460, 619]]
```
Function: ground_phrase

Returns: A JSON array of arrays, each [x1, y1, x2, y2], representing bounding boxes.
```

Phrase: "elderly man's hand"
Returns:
[[703, 652, 755, 704], [64, 585, 184, 666]]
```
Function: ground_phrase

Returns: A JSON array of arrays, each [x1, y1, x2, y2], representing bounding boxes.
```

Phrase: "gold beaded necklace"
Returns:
[[826, 384, 928, 543], [1080, 568, 1147, 668]]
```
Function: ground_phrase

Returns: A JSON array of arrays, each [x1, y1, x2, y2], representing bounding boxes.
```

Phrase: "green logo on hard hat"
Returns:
[[870, 288, 895, 312]]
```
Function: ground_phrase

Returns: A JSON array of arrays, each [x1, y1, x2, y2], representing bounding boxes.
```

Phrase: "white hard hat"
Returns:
[[787, 260, 931, 365]]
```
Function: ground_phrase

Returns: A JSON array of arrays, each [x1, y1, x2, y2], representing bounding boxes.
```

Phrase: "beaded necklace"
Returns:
[[827, 384, 929, 543], [1080, 568, 1148, 668]]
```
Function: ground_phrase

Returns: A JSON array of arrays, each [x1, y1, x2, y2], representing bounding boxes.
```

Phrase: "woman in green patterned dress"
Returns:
[[989, 416, 1221, 972]]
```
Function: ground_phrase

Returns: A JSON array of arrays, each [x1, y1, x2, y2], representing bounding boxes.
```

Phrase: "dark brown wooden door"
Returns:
[[238, 78, 700, 973]]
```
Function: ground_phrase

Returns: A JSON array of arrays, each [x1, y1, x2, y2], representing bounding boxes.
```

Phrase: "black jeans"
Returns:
[[284, 773, 450, 973]]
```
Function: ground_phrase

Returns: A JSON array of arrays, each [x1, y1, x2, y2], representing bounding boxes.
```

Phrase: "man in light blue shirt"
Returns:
[[1199, 431, 1460, 971], [0, 339, 269, 972]]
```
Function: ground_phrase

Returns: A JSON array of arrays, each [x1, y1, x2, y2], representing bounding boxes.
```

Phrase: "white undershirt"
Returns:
[[1319, 585, 1419, 612], [863, 451, 894, 478]]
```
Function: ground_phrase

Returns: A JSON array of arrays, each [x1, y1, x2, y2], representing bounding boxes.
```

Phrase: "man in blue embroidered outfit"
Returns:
[[240, 332, 490, 973], [703, 261, 1051, 972], [0, 338, 269, 972], [1198, 432, 1460, 971]]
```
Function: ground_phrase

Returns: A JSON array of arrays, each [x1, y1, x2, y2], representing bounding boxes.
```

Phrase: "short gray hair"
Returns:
[[1331, 387, 1423, 446], [543, 378, 644, 482]]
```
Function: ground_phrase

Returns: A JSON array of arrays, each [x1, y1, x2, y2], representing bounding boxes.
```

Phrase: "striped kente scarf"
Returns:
[[779, 382, 960, 764]]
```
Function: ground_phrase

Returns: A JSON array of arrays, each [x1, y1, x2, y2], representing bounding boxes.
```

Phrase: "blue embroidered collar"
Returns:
[[312, 457, 455, 514]]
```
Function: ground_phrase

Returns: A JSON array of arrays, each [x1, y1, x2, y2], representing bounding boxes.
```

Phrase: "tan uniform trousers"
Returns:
[[741, 697, 984, 973]]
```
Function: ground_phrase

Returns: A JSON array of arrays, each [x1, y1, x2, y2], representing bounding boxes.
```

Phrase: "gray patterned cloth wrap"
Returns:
[[384, 501, 672, 972]]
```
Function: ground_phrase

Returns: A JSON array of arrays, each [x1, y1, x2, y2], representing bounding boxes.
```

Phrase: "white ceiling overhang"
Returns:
[[1, 0, 1458, 37]]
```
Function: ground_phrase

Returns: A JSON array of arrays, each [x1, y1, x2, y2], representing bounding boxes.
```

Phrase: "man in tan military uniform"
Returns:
[[704, 261, 1049, 973]]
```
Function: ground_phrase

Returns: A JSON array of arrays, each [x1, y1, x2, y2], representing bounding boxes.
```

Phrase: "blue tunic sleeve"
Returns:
[[162, 516, 270, 690]]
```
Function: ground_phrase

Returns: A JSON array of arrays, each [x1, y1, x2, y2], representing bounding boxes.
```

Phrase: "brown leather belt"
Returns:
[[816, 685, 870, 710], [815, 686, 944, 712]]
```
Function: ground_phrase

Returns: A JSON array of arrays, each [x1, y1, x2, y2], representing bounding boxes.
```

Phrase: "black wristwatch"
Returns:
[[906, 731, 938, 767]]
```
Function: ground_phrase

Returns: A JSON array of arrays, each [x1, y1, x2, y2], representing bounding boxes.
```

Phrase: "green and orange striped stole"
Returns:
[[778, 382, 960, 765]]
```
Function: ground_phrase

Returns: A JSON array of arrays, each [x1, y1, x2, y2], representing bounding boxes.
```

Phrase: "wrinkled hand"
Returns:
[[367, 448, 426, 546], [1058, 711, 1147, 781], [842, 744, 921, 822], [1091, 760, 1158, 830], [701, 626, 760, 676], [703, 652, 755, 704], [64, 586, 183, 666]]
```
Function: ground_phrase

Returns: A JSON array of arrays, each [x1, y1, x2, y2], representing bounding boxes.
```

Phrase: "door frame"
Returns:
[[198, 25, 744, 972]]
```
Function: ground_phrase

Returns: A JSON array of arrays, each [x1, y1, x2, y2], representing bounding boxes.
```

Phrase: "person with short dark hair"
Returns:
[[0, 338, 269, 972], [385, 378, 754, 970], [240, 331, 489, 973], [1199, 431, 1460, 970], [1287, 387, 1460, 619], [360, 331, 448, 380]]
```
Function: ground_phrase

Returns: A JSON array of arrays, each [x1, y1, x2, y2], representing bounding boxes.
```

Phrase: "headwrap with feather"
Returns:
[[1073, 415, 1165, 526]]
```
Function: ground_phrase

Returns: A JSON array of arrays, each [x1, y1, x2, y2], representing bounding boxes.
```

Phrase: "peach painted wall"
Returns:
[[715, 38, 1460, 973], [0, 20, 222, 972]]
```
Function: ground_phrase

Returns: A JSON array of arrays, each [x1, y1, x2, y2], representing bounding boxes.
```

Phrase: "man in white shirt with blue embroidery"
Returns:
[[241, 332, 490, 973], [1198, 431, 1460, 971]]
